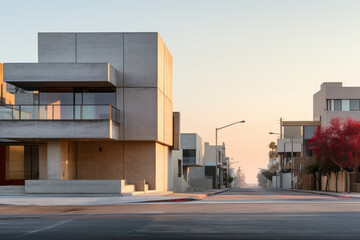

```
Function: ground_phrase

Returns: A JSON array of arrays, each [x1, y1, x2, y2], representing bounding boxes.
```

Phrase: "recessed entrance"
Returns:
[[0, 145, 39, 185]]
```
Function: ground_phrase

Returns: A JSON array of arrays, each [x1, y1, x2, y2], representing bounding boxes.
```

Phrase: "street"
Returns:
[[1, 188, 360, 239]]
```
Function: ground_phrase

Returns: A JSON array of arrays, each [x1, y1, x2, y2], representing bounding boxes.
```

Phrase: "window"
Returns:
[[342, 100, 350, 111], [334, 100, 341, 111], [178, 159, 182, 177], [350, 100, 360, 111], [183, 149, 196, 164]]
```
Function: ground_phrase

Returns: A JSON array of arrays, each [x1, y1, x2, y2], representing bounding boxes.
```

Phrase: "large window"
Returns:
[[327, 99, 360, 111], [183, 149, 196, 165]]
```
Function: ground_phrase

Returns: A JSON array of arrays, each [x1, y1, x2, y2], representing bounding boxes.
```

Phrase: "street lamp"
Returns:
[[216, 120, 245, 189], [269, 132, 294, 189]]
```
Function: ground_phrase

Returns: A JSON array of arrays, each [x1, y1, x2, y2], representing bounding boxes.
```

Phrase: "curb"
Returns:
[[280, 188, 359, 199], [137, 188, 230, 203]]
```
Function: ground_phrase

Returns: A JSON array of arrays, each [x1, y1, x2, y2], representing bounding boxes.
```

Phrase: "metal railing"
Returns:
[[0, 104, 120, 123]]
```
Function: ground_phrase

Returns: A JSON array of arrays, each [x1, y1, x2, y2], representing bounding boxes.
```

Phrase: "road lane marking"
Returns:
[[25, 219, 72, 235]]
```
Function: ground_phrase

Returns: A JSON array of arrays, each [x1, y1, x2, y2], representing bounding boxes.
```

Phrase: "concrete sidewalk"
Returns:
[[283, 188, 360, 199], [0, 189, 228, 206]]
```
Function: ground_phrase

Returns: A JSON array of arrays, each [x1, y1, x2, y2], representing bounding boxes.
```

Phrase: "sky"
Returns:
[[1, 0, 360, 183]]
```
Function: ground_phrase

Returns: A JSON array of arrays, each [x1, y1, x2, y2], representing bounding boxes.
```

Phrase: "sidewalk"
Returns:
[[0, 189, 228, 206], [283, 188, 360, 199]]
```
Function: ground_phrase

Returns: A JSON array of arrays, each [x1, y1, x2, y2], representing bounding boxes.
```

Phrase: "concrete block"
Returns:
[[4, 63, 118, 89], [38, 33, 76, 63], [77, 33, 124, 86], [124, 88, 157, 140], [124, 33, 158, 87], [25, 180, 124, 194], [0, 120, 119, 140]]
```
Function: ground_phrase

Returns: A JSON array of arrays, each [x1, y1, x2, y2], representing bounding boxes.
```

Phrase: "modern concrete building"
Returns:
[[203, 142, 226, 189], [314, 82, 360, 126], [0, 32, 174, 194], [180, 133, 213, 191]]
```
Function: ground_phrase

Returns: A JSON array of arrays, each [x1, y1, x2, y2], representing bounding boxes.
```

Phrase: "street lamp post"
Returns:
[[269, 132, 294, 189], [216, 120, 245, 189]]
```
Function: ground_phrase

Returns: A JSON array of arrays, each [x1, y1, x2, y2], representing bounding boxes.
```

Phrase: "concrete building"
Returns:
[[314, 82, 360, 126], [0, 32, 174, 194], [203, 142, 226, 189], [180, 133, 210, 191]]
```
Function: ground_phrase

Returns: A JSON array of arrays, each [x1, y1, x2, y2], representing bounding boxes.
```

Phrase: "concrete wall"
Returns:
[[188, 178, 213, 192], [281, 173, 292, 189], [77, 142, 124, 180], [0, 120, 120, 140], [189, 167, 205, 179], [25, 180, 125, 194]]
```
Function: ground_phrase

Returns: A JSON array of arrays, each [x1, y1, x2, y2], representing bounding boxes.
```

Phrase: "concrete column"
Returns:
[[47, 140, 66, 180], [39, 144, 48, 180]]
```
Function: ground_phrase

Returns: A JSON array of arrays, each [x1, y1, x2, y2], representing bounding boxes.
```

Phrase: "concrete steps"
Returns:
[[123, 184, 135, 193], [0, 186, 25, 195]]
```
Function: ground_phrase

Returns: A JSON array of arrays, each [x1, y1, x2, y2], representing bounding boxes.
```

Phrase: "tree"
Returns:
[[268, 141, 277, 159], [308, 117, 360, 192]]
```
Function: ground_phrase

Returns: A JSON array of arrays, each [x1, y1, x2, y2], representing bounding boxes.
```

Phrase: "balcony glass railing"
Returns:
[[0, 104, 120, 123]]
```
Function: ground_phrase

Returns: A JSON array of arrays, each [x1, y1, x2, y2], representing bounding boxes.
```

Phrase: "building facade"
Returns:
[[314, 82, 360, 126], [0, 32, 174, 194]]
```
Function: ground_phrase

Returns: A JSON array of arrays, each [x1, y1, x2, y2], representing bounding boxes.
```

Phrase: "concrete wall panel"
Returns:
[[124, 88, 157, 140], [77, 142, 124, 180], [124, 33, 158, 87], [164, 97, 173, 145], [0, 120, 119, 140], [157, 36, 164, 93], [124, 142, 155, 190], [77, 33, 124, 86], [157, 90, 164, 142], [38, 33, 76, 63], [4, 63, 117, 88], [164, 45, 173, 100]]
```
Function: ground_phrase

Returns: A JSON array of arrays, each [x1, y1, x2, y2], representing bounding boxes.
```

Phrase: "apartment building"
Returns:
[[0, 32, 174, 194], [314, 82, 360, 126]]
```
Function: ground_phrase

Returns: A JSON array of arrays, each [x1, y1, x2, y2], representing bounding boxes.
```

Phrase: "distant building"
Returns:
[[314, 82, 360, 125]]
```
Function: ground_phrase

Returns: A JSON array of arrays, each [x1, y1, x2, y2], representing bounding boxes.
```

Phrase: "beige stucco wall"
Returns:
[[321, 171, 346, 192]]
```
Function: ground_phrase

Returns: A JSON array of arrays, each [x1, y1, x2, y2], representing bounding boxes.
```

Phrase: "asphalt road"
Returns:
[[2, 188, 360, 239]]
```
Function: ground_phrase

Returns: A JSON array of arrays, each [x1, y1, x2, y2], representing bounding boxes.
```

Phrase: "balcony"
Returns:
[[0, 104, 120, 140], [4, 63, 120, 89]]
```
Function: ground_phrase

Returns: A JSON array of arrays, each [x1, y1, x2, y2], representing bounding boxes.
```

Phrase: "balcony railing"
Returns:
[[0, 104, 120, 123]]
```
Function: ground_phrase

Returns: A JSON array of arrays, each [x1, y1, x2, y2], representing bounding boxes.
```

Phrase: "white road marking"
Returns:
[[25, 219, 72, 235]]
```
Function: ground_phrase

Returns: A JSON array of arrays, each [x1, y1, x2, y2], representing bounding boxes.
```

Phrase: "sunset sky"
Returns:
[[1, 0, 360, 183]]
